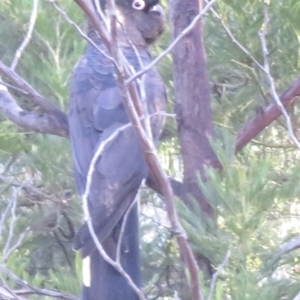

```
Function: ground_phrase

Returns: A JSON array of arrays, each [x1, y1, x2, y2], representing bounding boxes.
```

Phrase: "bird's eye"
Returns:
[[132, 0, 146, 10]]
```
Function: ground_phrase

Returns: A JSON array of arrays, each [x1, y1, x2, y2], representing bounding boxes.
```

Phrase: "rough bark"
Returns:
[[169, 0, 219, 216], [0, 87, 68, 137]]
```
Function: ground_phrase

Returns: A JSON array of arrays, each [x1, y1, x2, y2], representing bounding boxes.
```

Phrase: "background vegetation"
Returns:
[[1, 0, 300, 299]]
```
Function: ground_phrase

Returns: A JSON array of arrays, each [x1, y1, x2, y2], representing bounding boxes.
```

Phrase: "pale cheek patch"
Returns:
[[82, 256, 91, 287]]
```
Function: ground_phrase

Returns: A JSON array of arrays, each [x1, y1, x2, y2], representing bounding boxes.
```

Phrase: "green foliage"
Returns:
[[0, 0, 83, 296], [1, 0, 300, 299], [179, 137, 300, 299], [0, 121, 31, 153], [207, 0, 300, 132]]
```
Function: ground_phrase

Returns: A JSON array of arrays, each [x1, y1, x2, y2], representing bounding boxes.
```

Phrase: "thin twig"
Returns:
[[125, 0, 218, 85], [11, 0, 39, 70], [1, 155, 19, 176], [0, 80, 29, 95], [93, 0, 108, 28], [116, 196, 139, 264], [0, 60, 66, 116], [2, 227, 30, 262], [235, 73, 300, 152], [0, 264, 78, 300], [0, 197, 14, 239], [206, 2, 264, 71], [50, 1, 114, 63], [259, 0, 300, 150], [53, 231, 73, 268], [73, 0, 110, 48], [0, 275, 24, 300], [1, 185, 30, 262], [129, 41, 153, 141], [0, 174, 58, 203], [2, 187, 20, 259], [0, 80, 68, 137], [207, 250, 231, 300]]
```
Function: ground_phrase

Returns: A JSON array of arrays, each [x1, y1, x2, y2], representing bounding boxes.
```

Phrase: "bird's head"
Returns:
[[98, 0, 165, 46], [120, 0, 160, 12]]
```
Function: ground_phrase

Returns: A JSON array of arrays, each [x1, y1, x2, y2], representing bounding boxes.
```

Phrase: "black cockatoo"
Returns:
[[68, 0, 166, 299]]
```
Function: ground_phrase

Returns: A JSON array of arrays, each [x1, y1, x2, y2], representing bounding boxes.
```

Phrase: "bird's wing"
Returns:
[[68, 51, 148, 257]]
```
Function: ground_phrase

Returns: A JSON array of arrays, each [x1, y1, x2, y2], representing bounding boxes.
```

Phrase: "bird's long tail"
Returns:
[[80, 204, 140, 300]]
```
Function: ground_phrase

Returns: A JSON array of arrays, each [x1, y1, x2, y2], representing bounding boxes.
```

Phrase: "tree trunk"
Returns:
[[169, 0, 219, 217]]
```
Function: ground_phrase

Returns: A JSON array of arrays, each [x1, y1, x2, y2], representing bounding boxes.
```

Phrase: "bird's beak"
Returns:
[[150, 4, 166, 20]]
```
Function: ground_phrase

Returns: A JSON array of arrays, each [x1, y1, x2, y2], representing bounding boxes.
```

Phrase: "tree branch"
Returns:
[[208, 0, 300, 153], [207, 2, 264, 72], [278, 236, 300, 255], [146, 174, 184, 199], [0, 264, 78, 300], [235, 73, 300, 153], [0, 61, 66, 118], [207, 250, 231, 300], [0, 84, 68, 137], [126, 0, 218, 85], [10, 0, 38, 71], [50, 1, 114, 63], [73, 0, 110, 48], [258, 0, 300, 150]]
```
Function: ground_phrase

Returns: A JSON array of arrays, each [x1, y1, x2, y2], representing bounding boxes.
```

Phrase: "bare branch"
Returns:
[[0, 173, 57, 203], [129, 41, 153, 140], [73, 0, 110, 48], [146, 173, 184, 199], [0, 278, 24, 300], [11, 0, 39, 70], [0, 264, 78, 300], [2, 227, 30, 262], [0, 193, 14, 238], [1, 184, 30, 262], [207, 250, 231, 300], [207, 2, 264, 71], [93, 0, 109, 28], [278, 237, 300, 255], [50, 1, 114, 63], [259, 1, 300, 150], [125, 0, 218, 85], [200, 2, 300, 154], [0, 61, 66, 117], [0, 80, 29, 95], [235, 73, 300, 152], [0, 84, 68, 137], [2, 187, 20, 259], [116, 195, 139, 264]]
